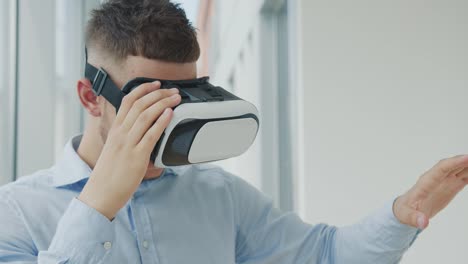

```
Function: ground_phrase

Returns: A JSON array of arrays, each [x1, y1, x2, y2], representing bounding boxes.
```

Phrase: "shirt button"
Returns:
[[142, 240, 149, 249], [103, 241, 112, 250]]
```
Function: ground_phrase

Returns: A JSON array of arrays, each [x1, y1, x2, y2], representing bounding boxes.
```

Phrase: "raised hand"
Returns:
[[78, 81, 181, 220], [393, 155, 468, 229]]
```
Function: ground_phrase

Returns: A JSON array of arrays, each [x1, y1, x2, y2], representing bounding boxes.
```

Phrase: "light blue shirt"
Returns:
[[0, 136, 419, 263]]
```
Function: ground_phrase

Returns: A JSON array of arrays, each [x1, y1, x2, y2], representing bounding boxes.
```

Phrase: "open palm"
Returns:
[[394, 155, 468, 229]]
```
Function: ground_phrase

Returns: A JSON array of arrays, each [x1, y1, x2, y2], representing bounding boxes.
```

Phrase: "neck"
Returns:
[[77, 127, 104, 170]]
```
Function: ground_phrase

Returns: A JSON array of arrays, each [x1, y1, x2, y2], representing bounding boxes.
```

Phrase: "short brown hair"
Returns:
[[85, 0, 200, 63]]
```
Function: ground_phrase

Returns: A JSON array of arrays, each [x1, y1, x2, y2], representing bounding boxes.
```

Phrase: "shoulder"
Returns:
[[0, 168, 65, 254], [0, 166, 72, 218], [0, 168, 55, 200]]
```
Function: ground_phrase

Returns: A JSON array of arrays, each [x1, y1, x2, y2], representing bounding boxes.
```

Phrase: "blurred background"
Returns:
[[1, 0, 468, 263]]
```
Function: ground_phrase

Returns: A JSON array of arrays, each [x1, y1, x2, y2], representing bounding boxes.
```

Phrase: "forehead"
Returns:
[[112, 56, 197, 88], [97, 56, 197, 87]]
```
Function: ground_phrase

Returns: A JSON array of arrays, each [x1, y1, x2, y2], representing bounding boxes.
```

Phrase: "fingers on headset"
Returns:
[[138, 108, 173, 152], [121, 88, 179, 131], [130, 94, 181, 145], [115, 81, 161, 124]]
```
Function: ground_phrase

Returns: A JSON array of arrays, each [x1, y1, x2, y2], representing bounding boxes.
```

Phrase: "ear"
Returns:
[[77, 78, 101, 117]]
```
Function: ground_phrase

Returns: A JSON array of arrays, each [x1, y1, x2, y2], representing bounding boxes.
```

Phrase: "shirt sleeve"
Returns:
[[0, 196, 121, 263], [231, 176, 420, 264], [333, 200, 420, 263], [38, 198, 117, 263]]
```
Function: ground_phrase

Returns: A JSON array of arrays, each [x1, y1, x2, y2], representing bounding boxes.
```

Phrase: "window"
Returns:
[[0, 0, 100, 184], [0, 0, 17, 185], [260, 0, 295, 211], [276, 3, 294, 211]]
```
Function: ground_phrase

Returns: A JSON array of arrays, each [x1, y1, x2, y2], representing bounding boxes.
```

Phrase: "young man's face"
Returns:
[[97, 56, 197, 177]]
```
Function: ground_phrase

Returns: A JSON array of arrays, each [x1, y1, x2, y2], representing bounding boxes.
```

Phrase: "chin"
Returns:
[[143, 163, 164, 180]]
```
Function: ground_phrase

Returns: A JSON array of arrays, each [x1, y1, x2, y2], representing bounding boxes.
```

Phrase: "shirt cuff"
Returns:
[[45, 198, 116, 263], [367, 199, 421, 250]]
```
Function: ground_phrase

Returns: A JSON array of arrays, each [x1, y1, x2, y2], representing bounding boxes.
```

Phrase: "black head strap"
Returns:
[[84, 48, 125, 111]]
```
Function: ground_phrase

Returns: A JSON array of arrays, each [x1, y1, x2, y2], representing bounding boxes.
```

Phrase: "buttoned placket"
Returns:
[[130, 194, 160, 264]]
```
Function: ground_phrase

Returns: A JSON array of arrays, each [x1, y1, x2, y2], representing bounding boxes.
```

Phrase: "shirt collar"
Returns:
[[52, 135, 92, 187], [52, 135, 178, 188]]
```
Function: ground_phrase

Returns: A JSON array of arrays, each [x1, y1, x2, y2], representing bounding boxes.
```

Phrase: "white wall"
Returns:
[[299, 1, 468, 263], [0, 0, 16, 185], [17, 0, 56, 176]]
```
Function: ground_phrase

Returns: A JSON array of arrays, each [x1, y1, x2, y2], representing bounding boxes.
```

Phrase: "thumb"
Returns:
[[395, 203, 429, 230]]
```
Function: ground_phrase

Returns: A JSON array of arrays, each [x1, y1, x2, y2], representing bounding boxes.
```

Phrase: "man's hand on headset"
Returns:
[[78, 81, 181, 220], [393, 155, 468, 229]]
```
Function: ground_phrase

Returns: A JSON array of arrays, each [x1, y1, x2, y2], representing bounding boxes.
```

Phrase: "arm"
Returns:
[[232, 176, 416, 264], [38, 198, 117, 263], [333, 200, 419, 264], [339, 155, 468, 263], [233, 155, 468, 263]]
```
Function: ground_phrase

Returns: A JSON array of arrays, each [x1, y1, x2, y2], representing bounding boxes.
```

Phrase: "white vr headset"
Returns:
[[85, 62, 259, 167]]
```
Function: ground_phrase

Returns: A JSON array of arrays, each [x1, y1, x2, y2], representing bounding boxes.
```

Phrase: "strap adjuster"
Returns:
[[92, 68, 108, 96]]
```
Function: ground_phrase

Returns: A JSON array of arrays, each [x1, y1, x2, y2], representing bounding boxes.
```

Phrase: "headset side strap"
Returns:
[[85, 62, 125, 112]]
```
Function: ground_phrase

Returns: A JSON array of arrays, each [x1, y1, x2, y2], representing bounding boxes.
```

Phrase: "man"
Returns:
[[0, 0, 467, 263]]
